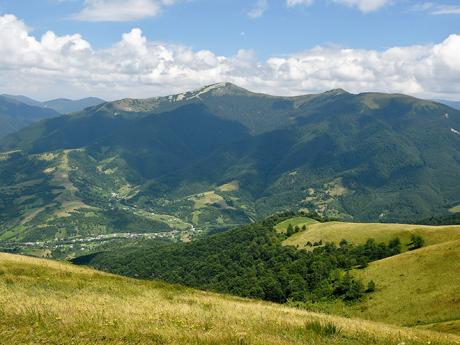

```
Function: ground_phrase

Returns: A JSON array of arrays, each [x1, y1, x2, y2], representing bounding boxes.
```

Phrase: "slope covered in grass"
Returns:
[[0, 253, 458, 345], [351, 240, 460, 335], [275, 216, 319, 233], [279, 217, 460, 335], [283, 220, 460, 251]]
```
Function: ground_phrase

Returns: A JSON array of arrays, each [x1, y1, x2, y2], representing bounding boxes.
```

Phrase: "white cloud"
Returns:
[[286, 0, 391, 12], [332, 0, 392, 13], [412, 2, 460, 15], [1, 14, 460, 101], [247, 0, 268, 18], [286, 0, 314, 7], [431, 5, 460, 15], [73, 0, 176, 22]]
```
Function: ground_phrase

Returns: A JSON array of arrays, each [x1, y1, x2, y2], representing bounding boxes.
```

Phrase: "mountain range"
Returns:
[[0, 95, 61, 138], [437, 99, 460, 111], [0, 94, 106, 139], [1, 94, 106, 114], [0, 83, 459, 243]]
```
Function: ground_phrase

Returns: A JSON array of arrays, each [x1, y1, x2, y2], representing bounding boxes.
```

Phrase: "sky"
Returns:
[[0, 0, 460, 101]]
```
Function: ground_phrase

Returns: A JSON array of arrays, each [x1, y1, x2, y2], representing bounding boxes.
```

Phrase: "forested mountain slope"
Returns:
[[1, 83, 460, 243]]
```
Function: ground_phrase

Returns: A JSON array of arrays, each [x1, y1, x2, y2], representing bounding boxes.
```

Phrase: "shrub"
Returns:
[[408, 235, 425, 250], [366, 280, 376, 293]]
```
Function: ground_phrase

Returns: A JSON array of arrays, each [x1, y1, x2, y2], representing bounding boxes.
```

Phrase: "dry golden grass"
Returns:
[[275, 217, 318, 233], [449, 205, 460, 213], [217, 180, 240, 192], [283, 221, 460, 250], [1, 253, 458, 345], [351, 240, 460, 335]]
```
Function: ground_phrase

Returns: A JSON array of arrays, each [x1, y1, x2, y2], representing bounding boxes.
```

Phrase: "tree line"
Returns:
[[73, 212, 424, 304]]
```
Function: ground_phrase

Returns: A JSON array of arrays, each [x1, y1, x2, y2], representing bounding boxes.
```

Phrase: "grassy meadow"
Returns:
[[278, 217, 460, 335], [282, 220, 460, 251], [351, 240, 460, 334], [1, 252, 459, 345], [275, 216, 319, 233]]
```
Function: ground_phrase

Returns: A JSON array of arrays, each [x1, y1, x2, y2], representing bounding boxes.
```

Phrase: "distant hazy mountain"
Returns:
[[1, 83, 459, 242], [436, 99, 460, 111], [1, 94, 44, 107], [1, 94, 106, 114], [0, 95, 60, 138], [43, 97, 106, 114]]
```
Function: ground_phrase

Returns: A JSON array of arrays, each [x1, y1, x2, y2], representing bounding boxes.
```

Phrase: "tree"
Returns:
[[334, 272, 364, 301], [366, 280, 376, 293], [408, 235, 425, 250], [388, 237, 401, 255], [357, 256, 369, 269], [286, 224, 294, 236], [339, 239, 349, 250]]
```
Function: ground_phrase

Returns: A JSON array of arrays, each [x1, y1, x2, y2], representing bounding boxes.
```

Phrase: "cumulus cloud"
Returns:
[[247, 0, 268, 18], [430, 5, 460, 15], [286, 0, 314, 7], [286, 0, 391, 12], [1, 14, 460, 100], [73, 0, 176, 21], [332, 0, 392, 13], [412, 2, 460, 15]]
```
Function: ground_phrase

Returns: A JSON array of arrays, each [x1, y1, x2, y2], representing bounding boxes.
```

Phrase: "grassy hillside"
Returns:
[[279, 217, 460, 335], [352, 240, 460, 335], [275, 216, 319, 232], [283, 220, 460, 250], [0, 253, 458, 345]]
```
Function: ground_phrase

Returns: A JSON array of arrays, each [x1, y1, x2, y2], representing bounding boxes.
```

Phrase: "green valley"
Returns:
[[1, 84, 460, 251]]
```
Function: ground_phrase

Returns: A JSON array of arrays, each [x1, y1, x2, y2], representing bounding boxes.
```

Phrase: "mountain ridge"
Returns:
[[1, 94, 106, 114], [0, 84, 459, 244]]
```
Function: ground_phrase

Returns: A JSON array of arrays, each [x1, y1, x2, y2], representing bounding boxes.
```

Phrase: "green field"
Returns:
[[0, 253, 458, 345], [283, 221, 460, 250], [275, 216, 319, 233], [352, 240, 460, 334], [279, 217, 460, 335]]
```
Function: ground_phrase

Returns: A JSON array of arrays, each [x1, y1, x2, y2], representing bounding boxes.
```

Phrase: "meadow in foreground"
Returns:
[[0, 253, 459, 345]]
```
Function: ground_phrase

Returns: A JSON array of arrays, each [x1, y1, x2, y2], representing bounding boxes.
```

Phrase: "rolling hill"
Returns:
[[0, 95, 60, 138], [352, 240, 460, 334], [276, 216, 460, 334], [281, 219, 460, 250], [73, 214, 460, 336], [1, 83, 460, 245], [1, 252, 458, 345]]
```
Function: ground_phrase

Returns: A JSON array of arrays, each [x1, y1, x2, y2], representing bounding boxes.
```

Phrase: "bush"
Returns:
[[366, 280, 376, 293], [408, 235, 425, 250]]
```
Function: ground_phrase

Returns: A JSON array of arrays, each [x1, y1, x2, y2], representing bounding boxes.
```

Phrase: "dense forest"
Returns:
[[418, 212, 460, 225], [74, 213, 409, 303]]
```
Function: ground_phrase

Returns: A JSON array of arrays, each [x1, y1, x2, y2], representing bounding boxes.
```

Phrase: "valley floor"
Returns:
[[0, 253, 459, 345]]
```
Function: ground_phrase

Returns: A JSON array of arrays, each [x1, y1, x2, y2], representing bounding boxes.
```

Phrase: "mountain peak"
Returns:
[[191, 82, 251, 97], [322, 88, 350, 96]]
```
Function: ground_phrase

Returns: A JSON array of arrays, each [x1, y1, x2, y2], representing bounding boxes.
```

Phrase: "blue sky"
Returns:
[[0, 0, 459, 100], [3, 0, 460, 57]]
